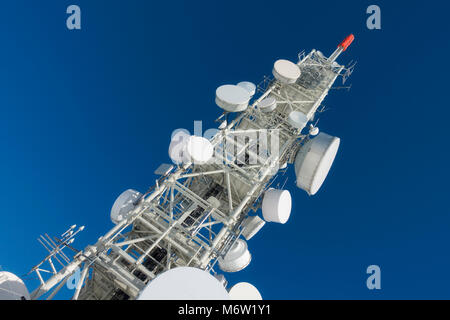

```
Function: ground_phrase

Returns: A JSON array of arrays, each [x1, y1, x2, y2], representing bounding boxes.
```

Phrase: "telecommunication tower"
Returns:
[[1, 35, 355, 300]]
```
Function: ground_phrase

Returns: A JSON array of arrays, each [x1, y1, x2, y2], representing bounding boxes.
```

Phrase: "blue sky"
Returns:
[[0, 0, 449, 299]]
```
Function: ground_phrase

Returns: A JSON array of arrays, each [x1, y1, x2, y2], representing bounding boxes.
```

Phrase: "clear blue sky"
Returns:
[[0, 0, 449, 299]]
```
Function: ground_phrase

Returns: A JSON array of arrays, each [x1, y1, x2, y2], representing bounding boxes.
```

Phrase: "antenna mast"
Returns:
[[21, 35, 355, 300]]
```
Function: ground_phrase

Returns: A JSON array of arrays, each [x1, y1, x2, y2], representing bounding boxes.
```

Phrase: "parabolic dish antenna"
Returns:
[[215, 85, 251, 112], [288, 111, 308, 130], [272, 59, 301, 84], [137, 267, 229, 300], [228, 282, 262, 300], [110, 189, 142, 224], [241, 215, 265, 241], [168, 131, 191, 165], [261, 189, 292, 224], [237, 81, 256, 97], [294, 132, 340, 195], [218, 239, 251, 273], [309, 125, 319, 136], [0, 272, 30, 300], [258, 96, 277, 113], [186, 136, 214, 165]]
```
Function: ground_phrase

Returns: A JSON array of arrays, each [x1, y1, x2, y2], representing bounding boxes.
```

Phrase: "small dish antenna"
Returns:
[[228, 282, 262, 300], [309, 124, 319, 136], [261, 189, 292, 224], [273, 59, 301, 84], [218, 239, 252, 273], [186, 136, 214, 165], [258, 96, 277, 113], [241, 215, 266, 241], [110, 189, 142, 224], [168, 131, 191, 165], [237, 81, 256, 97], [215, 85, 251, 112], [288, 111, 308, 130]]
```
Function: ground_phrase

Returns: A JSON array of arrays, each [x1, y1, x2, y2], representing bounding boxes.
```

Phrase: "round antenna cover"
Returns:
[[186, 136, 214, 165], [137, 267, 229, 300], [258, 96, 277, 112], [228, 282, 262, 300], [218, 239, 252, 273], [0, 272, 30, 300], [110, 189, 142, 224], [215, 85, 251, 112], [288, 111, 308, 129], [309, 125, 319, 136], [273, 59, 301, 84], [169, 131, 191, 165], [237, 81, 256, 96], [241, 215, 265, 241], [261, 189, 292, 224], [294, 132, 340, 195]]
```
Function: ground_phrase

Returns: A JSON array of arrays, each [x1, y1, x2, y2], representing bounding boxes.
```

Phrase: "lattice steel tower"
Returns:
[[17, 35, 355, 300]]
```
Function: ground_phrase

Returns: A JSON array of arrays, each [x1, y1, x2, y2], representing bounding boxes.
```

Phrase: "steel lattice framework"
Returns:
[[27, 42, 354, 300]]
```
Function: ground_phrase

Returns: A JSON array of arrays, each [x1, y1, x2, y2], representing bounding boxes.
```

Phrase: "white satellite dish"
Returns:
[[215, 85, 251, 112], [241, 215, 265, 241], [272, 59, 301, 84], [218, 239, 251, 273], [258, 96, 277, 113], [228, 282, 262, 300], [168, 131, 191, 165], [294, 132, 340, 195], [110, 189, 142, 224], [0, 272, 30, 300], [237, 81, 256, 97], [288, 111, 308, 130], [186, 136, 214, 165], [309, 124, 319, 136], [137, 267, 229, 300], [261, 189, 292, 224]]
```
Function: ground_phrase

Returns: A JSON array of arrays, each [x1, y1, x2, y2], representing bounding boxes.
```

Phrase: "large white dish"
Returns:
[[288, 111, 308, 130], [237, 81, 256, 96], [228, 282, 262, 300], [294, 132, 340, 195], [110, 189, 142, 224], [137, 267, 229, 300], [218, 239, 251, 273], [186, 136, 214, 165], [0, 272, 30, 300], [272, 59, 301, 84], [261, 189, 292, 224], [215, 85, 251, 112]]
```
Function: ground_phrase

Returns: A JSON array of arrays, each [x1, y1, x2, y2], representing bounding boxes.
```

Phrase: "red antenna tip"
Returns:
[[338, 34, 355, 51]]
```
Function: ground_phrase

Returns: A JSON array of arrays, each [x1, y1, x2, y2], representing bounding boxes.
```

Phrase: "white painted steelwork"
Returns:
[[17, 35, 354, 300]]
